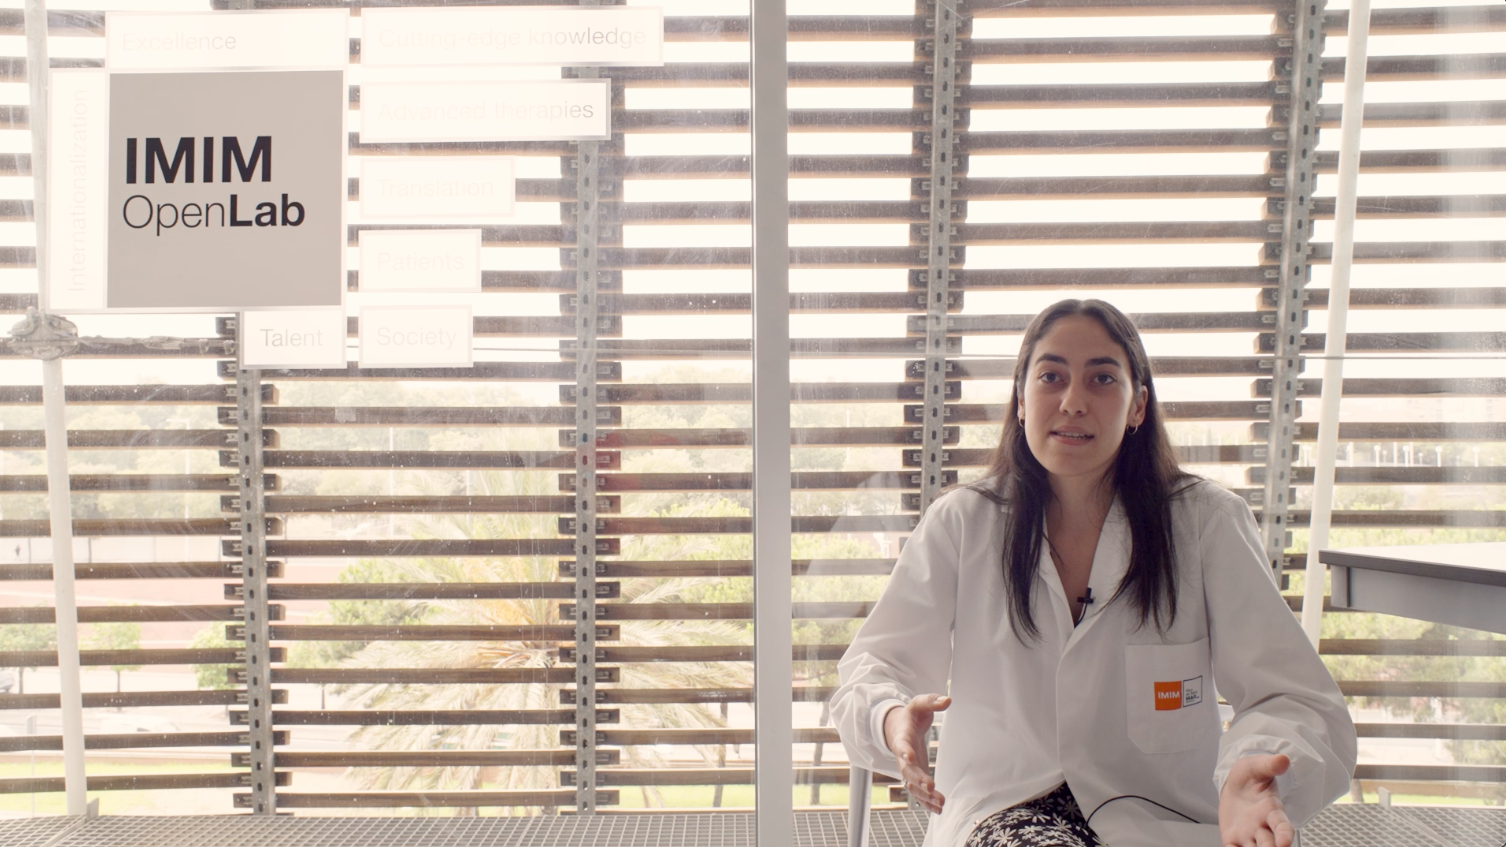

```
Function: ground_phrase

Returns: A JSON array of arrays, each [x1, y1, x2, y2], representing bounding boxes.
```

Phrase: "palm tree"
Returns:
[[331, 454, 752, 813]]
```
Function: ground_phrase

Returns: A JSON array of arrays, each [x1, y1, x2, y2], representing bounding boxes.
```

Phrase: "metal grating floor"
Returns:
[[1402, 806, 1506, 847], [0, 806, 1498, 847], [0, 814, 86, 847], [0, 811, 924, 847], [1300, 804, 1451, 847]]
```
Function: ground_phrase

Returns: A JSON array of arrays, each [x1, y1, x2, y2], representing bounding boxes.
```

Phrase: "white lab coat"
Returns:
[[832, 480, 1356, 847]]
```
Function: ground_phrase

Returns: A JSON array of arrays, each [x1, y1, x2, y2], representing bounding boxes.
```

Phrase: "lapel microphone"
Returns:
[[1077, 586, 1095, 607]]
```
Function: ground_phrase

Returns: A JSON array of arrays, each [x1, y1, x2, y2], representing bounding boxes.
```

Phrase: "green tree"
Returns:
[[289, 558, 432, 672], [0, 619, 58, 694], [1318, 607, 1506, 805], [85, 619, 142, 696], [189, 623, 242, 691], [1440, 632, 1506, 805]]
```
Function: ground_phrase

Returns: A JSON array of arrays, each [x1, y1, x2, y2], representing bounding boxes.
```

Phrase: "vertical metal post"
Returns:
[[568, 0, 610, 815], [236, 358, 275, 813], [567, 0, 610, 813], [41, 362, 86, 811], [1261, 0, 1326, 579], [1302, 0, 1370, 644], [24, 0, 87, 815], [847, 766, 873, 847], [751, 0, 792, 842], [571, 131, 602, 818], [919, 1, 960, 516]]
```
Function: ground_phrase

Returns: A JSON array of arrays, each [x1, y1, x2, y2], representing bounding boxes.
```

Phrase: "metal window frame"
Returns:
[[23, 0, 87, 815], [12, 0, 1445, 828], [1301, 0, 1372, 643], [751, 0, 792, 843]]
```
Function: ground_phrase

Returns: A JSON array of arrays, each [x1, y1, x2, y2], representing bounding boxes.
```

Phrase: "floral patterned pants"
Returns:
[[964, 784, 1104, 847]]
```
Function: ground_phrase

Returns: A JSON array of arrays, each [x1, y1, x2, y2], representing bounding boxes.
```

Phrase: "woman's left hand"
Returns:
[[1218, 754, 1295, 847]]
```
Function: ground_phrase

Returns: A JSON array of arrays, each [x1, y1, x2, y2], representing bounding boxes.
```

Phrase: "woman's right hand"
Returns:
[[883, 693, 951, 814]]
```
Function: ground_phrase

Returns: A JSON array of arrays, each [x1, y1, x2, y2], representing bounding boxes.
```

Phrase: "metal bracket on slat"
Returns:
[[6, 308, 80, 360], [1260, 0, 1326, 579], [226, 561, 280, 580], [559, 517, 611, 535], [234, 344, 276, 814]]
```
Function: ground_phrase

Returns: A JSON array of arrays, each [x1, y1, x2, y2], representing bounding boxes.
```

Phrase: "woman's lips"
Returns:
[[1050, 431, 1094, 443]]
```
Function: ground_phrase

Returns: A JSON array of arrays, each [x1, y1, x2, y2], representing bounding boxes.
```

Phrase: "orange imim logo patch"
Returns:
[[1153, 676, 1204, 711], [1154, 681, 1183, 711]]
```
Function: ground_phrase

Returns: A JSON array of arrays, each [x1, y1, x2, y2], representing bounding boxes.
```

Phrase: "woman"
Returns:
[[832, 300, 1355, 847]]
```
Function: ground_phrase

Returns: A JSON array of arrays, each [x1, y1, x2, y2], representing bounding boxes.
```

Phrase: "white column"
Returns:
[[751, 0, 792, 843], [1303, 0, 1372, 645], [25, 0, 88, 814]]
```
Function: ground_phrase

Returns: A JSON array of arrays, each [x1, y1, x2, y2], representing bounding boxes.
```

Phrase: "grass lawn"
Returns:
[[0, 760, 235, 816]]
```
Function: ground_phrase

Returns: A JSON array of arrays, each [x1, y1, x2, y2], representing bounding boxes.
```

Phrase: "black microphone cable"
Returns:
[[1086, 795, 1317, 847], [1084, 795, 1200, 829]]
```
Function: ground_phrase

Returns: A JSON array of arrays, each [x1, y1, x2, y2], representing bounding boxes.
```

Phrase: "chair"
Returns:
[[848, 765, 873, 847]]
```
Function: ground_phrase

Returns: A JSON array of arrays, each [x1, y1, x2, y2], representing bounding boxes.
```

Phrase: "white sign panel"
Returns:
[[359, 80, 609, 143], [107, 10, 350, 70], [48, 70, 109, 312], [107, 70, 345, 311], [359, 158, 514, 220], [359, 230, 482, 293], [241, 309, 347, 368], [359, 305, 472, 368], [360, 6, 662, 68]]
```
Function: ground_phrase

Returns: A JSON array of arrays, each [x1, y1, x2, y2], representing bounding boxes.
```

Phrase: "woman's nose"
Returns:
[[1059, 381, 1089, 415]]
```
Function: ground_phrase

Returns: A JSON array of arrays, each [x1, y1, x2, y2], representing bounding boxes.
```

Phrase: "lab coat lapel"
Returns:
[[1069, 497, 1130, 640], [1036, 528, 1077, 639]]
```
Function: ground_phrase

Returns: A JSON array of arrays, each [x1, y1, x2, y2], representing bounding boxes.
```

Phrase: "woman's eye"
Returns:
[[1093, 373, 1117, 385], [1037, 372, 1059, 383]]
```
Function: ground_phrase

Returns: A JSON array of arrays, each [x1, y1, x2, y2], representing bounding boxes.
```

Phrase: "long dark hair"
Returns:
[[973, 299, 1192, 642]]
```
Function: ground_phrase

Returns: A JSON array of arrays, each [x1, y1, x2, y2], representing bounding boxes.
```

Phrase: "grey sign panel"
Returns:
[[107, 70, 344, 310]]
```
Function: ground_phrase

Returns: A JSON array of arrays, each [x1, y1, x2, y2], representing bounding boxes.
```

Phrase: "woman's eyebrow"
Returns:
[[1036, 353, 1123, 369]]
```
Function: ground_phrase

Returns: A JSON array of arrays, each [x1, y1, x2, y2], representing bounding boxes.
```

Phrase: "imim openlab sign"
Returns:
[[121, 136, 306, 230], [94, 70, 345, 311]]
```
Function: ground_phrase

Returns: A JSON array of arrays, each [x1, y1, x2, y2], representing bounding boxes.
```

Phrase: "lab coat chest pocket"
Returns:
[[1124, 639, 1216, 754]]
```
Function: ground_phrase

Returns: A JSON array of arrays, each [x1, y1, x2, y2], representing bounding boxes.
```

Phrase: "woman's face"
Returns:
[[1019, 315, 1148, 491]]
